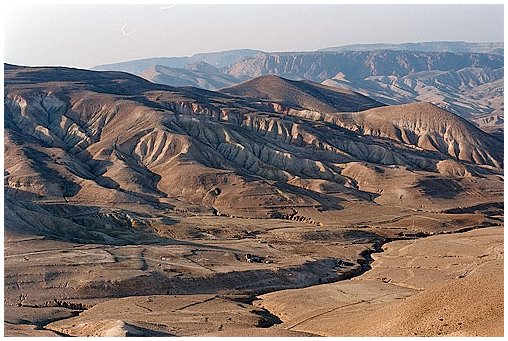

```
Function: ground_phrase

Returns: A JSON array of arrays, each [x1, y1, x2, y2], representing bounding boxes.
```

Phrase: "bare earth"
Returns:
[[5, 225, 502, 336], [255, 226, 504, 337]]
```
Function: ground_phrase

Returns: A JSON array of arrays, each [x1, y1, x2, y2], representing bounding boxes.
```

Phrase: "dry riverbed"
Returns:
[[255, 226, 504, 336]]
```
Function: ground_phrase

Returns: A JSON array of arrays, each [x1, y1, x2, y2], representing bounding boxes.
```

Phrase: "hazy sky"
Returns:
[[4, 4, 504, 69]]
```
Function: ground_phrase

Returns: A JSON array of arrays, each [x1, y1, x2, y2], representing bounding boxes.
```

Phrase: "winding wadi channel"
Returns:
[[35, 224, 504, 337]]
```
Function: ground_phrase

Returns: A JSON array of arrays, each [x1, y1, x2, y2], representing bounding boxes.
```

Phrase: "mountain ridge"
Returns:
[[89, 46, 504, 134], [5, 64, 503, 222], [318, 41, 503, 54], [221, 75, 384, 113]]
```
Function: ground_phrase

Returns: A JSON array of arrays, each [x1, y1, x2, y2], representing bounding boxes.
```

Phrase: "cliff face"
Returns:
[[224, 51, 503, 81]]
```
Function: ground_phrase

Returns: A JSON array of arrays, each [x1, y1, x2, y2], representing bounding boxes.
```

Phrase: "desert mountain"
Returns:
[[318, 41, 504, 55], [92, 47, 504, 136], [224, 51, 502, 80], [4, 64, 504, 337], [140, 63, 242, 90], [93, 49, 263, 75], [332, 103, 502, 167], [320, 65, 504, 125], [221, 75, 383, 113], [224, 50, 503, 118], [5, 64, 503, 228]]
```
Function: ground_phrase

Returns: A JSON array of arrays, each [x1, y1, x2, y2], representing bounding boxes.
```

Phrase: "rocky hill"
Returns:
[[5, 65, 503, 224], [221, 75, 383, 112]]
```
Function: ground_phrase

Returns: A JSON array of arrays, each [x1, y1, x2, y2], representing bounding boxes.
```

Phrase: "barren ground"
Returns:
[[4, 200, 503, 336]]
